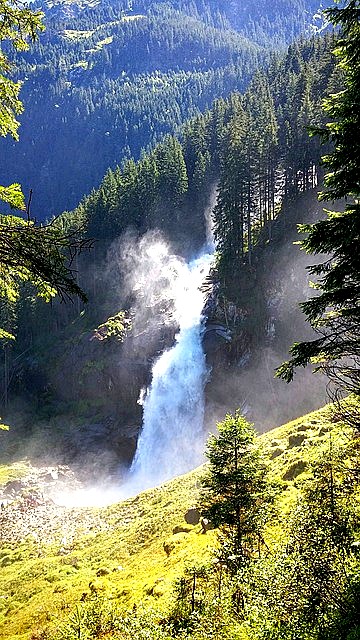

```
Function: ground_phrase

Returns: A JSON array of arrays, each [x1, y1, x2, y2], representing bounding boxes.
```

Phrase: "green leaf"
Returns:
[[0, 183, 25, 210]]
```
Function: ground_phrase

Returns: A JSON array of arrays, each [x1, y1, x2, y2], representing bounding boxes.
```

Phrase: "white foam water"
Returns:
[[54, 243, 214, 508], [123, 249, 213, 496]]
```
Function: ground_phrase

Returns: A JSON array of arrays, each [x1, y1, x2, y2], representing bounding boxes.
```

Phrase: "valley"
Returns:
[[0, 0, 359, 638]]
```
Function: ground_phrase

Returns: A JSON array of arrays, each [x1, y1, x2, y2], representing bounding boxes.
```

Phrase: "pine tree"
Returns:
[[213, 104, 248, 274], [243, 71, 278, 247]]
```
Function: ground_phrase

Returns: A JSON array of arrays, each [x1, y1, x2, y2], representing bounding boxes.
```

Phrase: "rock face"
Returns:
[[202, 190, 328, 433], [202, 323, 232, 369], [60, 419, 139, 481], [1, 192, 329, 479]]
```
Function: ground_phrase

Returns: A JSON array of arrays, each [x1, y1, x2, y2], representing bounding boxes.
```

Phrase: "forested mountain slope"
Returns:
[[0, 2, 358, 638], [0, 34, 339, 471], [0, 0, 324, 217]]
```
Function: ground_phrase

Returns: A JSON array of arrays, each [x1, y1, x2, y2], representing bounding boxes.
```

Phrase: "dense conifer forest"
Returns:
[[0, 0, 324, 216], [0, 30, 340, 433], [0, 1, 359, 639]]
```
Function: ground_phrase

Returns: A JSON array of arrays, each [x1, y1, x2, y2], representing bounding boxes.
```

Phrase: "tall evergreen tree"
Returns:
[[277, 0, 360, 424], [201, 412, 273, 572], [213, 102, 248, 274]]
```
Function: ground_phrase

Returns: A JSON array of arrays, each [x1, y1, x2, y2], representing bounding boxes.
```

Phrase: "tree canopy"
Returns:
[[0, 0, 322, 217], [277, 0, 360, 422], [0, 0, 90, 336]]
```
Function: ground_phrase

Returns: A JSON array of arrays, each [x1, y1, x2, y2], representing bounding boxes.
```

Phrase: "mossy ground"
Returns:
[[0, 400, 357, 640]]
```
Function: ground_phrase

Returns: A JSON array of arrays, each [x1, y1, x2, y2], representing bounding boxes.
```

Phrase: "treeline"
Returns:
[[70, 34, 337, 269], [0, 0, 322, 217], [0, 33, 337, 414], [39, 0, 322, 47]]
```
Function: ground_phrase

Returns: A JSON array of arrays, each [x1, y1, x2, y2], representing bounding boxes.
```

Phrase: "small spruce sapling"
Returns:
[[200, 412, 275, 574]]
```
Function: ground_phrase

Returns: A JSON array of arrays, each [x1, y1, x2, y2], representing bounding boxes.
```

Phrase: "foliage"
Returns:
[[0, 0, 44, 227], [0, 0, 44, 139], [0, 402, 358, 640], [169, 563, 210, 630], [56, 596, 119, 640], [0, 214, 91, 307], [0, 0, 92, 349], [92, 311, 132, 342], [249, 441, 360, 640], [277, 0, 360, 422], [201, 412, 275, 573]]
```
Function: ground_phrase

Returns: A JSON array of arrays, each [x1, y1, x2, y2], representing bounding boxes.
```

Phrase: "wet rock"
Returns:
[[4, 480, 26, 495], [43, 473, 56, 482], [203, 323, 232, 367], [204, 324, 232, 343], [61, 419, 138, 476], [200, 518, 212, 533]]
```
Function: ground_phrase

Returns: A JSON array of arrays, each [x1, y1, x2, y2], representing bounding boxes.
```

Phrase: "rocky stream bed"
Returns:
[[0, 464, 113, 548]]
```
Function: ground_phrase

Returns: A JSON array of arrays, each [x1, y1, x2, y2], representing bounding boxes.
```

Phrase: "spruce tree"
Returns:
[[277, 0, 360, 422], [201, 412, 274, 572], [213, 104, 248, 273]]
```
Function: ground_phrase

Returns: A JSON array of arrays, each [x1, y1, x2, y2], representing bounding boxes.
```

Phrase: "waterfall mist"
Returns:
[[122, 248, 213, 497], [50, 233, 214, 507]]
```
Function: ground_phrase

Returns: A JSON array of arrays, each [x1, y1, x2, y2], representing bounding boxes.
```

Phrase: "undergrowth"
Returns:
[[1, 400, 359, 640]]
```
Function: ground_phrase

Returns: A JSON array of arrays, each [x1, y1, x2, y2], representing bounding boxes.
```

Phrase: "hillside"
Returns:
[[0, 2, 359, 639], [0, 0, 324, 217], [0, 34, 338, 466], [0, 400, 358, 639]]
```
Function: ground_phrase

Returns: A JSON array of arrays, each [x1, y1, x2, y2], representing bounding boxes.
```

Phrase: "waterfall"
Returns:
[[52, 240, 214, 507], [124, 248, 213, 496]]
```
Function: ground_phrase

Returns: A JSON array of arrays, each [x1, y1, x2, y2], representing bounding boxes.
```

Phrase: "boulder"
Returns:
[[172, 525, 192, 534], [184, 508, 200, 525], [288, 434, 306, 448], [4, 480, 26, 495]]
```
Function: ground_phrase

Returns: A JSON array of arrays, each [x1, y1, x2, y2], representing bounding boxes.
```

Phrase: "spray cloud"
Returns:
[[122, 246, 214, 497]]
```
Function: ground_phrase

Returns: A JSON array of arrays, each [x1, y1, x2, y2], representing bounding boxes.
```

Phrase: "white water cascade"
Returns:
[[52, 239, 214, 508], [124, 248, 214, 496]]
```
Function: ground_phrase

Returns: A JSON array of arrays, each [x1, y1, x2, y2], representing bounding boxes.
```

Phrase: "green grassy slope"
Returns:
[[0, 401, 357, 639]]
